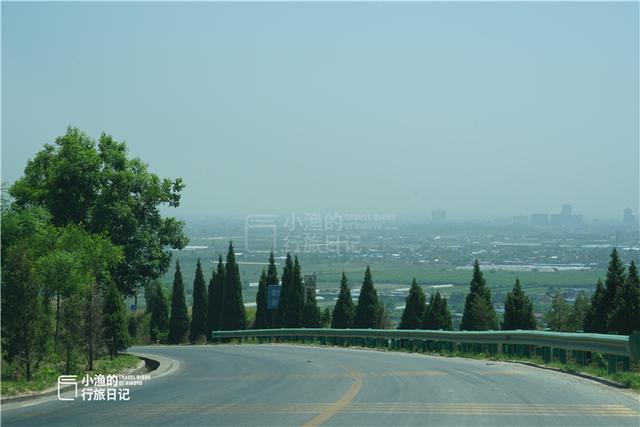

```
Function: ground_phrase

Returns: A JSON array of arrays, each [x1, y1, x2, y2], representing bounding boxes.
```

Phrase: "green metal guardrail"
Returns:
[[212, 328, 640, 374]]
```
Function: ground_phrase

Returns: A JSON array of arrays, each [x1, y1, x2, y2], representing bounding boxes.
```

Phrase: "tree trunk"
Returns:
[[55, 293, 60, 345]]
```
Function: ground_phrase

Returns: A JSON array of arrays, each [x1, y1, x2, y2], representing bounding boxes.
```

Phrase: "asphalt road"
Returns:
[[2, 344, 639, 426]]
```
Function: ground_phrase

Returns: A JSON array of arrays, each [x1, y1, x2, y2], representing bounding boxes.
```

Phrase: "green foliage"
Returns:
[[545, 290, 571, 332], [302, 285, 321, 328], [604, 248, 626, 313], [254, 269, 270, 329], [332, 272, 355, 329], [1, 243, 50, 380], [266, 252, 280, 328], [221, 242, 246, 330], [189, 259, 209, 343], [608, 260, 640, 335], [321, 307, 332, 328], [102, 280, 130, 358], [460, 260, 499, 330], [207, 256, 225, 335], [284, 256, 305, 328], [502, 278, 536, 330], [423, 292, 453, 330], [147, 281, 169, 342], [168, 261, 189, 343], [10, 127, 188, 297], [399, 279, 426, 329], [567, 291, 589, 332], [276, 253, 294, 328], [354, 266, 383, 329], [584, 279, 609, 333]]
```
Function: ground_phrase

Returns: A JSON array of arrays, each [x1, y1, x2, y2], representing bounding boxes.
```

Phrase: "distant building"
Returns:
[[623, 208, 638, 225], [431, 209, 447, 224], [512, 215, 529, 226], [550, 205, 582, 226], [531, 213, 549, 226]]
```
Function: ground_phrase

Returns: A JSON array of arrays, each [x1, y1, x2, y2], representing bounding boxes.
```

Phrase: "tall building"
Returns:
[[531, 213, 549, 226], [562, 204, 573, 216], [623, 208, 637, 225], [431, 209, 447, 224]]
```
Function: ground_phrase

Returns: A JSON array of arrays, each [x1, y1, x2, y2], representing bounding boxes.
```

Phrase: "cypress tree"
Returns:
[[103, 279, 130, 357], [545, 290, 570, 331], [149, 281, 169, 341], [354, 266, 383, 329], [608, 261, 640, 335], [321, 307, 332, 328], [399, 278, 426, 329], [207, 256, 225, 335], [168, 261, 189, 344], [460, 260, 498, 330], [276, 253, 293, 327], [502, 278, 536, 330], [265, 251, 279, 328], [604, 249, 626, 315], [284, 256, 304, 327], [221, 242, 246, 330], [567, 291, 589, 332], [424, 292, 452, 330], [332, 272, 355, 328], [302, 286, 321, 328], [584, 279, 608, 333], [189, 259, 208, 343], [254, 269, 270, 329]]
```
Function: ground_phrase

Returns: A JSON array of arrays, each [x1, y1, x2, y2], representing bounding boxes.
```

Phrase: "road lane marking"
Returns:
[[301, 368, 363, 427]]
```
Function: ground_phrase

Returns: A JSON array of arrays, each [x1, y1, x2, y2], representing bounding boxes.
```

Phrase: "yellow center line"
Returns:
[[301, 368, 363, 427]]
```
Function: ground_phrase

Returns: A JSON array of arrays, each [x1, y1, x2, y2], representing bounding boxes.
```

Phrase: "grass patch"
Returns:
[[1, 354, 141, 398]]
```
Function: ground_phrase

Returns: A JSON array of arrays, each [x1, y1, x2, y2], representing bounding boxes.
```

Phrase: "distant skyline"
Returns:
[[2, 2, 638, 220]]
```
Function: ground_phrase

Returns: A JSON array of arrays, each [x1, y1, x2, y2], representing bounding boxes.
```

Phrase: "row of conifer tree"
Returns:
[[147, 245, 638, 344]]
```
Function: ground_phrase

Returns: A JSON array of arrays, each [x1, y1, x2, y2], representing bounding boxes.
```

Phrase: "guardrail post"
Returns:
[[621, 356, 630, 371], [607, 355, 618, 374], [558, 349, 567, 364], [542, 346, 551, 363]]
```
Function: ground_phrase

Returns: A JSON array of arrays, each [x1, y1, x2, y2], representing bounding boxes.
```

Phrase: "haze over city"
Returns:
[[2, 2, 638, 219]]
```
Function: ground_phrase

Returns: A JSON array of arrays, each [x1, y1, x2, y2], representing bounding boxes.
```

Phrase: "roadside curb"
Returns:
[[0, 356, 154, 405]]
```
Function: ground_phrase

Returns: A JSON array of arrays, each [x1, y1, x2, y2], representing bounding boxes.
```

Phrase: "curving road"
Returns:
[[2, 344, 639, 426]]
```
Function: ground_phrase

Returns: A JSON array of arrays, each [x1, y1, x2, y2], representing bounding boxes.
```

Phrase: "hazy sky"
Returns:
[[2, 2, 638, 220]]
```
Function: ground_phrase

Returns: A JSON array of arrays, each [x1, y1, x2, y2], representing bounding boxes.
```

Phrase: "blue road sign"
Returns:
[[267, 285, 281, 310]]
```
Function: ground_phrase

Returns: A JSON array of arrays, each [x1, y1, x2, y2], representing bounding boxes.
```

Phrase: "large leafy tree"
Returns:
[[221, 242, 246, 330], [423, 292, 452, 330], [399, 279, 426, 329], [460, 260, 498, 330], [207, 256, 225, 335], [189, 259, 209, 343], [168, 261, 189, 344], [9, 127, 188, 297], [502, 278, 536, 330], [254, 269, 270, 329], [284, 256, 304, 328], [608, 261, 640, 335], [354, 266, 383, 329], [332, 272, 355, 329], [584, 279, 608, 333]]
